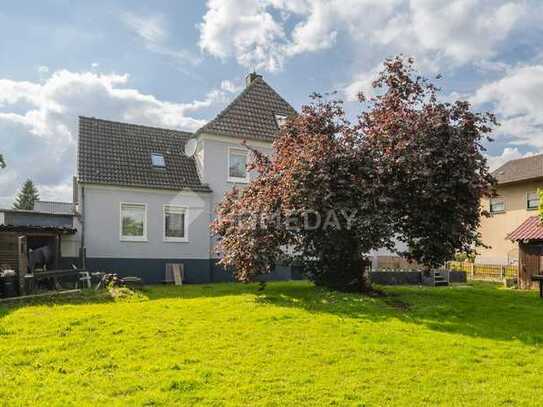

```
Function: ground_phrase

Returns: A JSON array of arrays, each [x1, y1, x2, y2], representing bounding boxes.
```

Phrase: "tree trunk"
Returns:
[[312, 233, 372, 293]]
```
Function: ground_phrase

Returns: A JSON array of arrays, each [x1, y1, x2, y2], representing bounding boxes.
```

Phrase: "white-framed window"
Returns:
[[163, 205, 188, 242], [527, 191, 539, 210], [489, 197, 505, 214], [120, 203, 147, 241], [275, 114, 288, 128], [228, 147, 249, 183]]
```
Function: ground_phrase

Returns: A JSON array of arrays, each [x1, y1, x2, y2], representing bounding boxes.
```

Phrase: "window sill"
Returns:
[[120, 237, 148, 242], [527, 207, 538, 211], [490, 211, 505, 215], [163, 238, 190, 243], [227, 177, 249, 184]]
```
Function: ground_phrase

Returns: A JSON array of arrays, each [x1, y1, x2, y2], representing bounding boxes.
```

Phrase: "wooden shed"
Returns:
[[508, 216, 543, 289], [0, 204, 78, 296], [0, 225, 77, 294]]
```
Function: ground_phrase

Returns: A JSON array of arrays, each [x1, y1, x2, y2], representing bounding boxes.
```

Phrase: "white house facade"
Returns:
[[74, 73, 297, 283]]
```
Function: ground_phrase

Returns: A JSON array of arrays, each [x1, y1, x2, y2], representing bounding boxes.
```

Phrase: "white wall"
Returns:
[[82, 184, 211, 259], [198, 134, 273, 211], [197, 134, 273, 258]]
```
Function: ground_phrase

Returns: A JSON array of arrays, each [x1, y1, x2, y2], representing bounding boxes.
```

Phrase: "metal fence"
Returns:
[[446, 261, 518, 282]]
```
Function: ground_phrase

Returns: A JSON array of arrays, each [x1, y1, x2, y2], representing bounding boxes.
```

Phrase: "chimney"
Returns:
[[246, 71, 262, 87]]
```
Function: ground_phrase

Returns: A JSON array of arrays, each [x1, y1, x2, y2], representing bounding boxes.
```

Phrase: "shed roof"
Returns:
[[34, 201, 74, 215], [0, 208, 73, 217], [507, 216, 543, 241], [0, 225, 77, 234]]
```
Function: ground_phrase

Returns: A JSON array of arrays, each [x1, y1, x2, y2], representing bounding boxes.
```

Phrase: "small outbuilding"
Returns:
[[0, 204, 79, 295], [507, 216, 543, 289]]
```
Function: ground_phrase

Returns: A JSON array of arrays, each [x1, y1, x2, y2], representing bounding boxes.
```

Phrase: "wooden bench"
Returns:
[[32, 269, 87, 291]]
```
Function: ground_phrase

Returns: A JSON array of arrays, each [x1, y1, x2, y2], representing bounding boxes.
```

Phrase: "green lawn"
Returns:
[[1, 282, 542, 406]]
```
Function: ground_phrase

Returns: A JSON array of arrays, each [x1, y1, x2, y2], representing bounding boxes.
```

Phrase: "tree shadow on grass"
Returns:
[[1, 281, 542, 345], [254, 282, 543, 346]]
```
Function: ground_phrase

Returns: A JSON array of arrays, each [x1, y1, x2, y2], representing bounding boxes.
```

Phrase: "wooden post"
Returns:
[[17, 236, 28, 295], [54, 234, 60, 269]]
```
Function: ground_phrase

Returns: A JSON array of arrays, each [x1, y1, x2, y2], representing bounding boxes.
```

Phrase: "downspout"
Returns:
[[79, 184, 86, 269]]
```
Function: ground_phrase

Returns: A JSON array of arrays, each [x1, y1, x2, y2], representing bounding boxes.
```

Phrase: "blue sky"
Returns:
[[0, 0, 542, 206]]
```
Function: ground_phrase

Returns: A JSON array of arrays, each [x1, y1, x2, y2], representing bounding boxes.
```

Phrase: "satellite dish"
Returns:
[[184, 138, 198, 157]]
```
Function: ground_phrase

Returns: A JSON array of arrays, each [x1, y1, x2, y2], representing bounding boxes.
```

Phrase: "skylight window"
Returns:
[[151, 153, 165, 168]]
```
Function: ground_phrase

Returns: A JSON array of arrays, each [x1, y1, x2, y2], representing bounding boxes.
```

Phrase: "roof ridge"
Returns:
[[494, 152, 543, 170], [36, 200, 72, 204], [196, 78, 258, 134], [79, 116, 194, 138], [195, 76, 296, 141]]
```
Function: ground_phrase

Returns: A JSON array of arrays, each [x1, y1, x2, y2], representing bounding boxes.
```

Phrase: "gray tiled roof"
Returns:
[[197, 75, 296, 142], [77, 117, 211, 192], [492, 154, 543, 185], [34, 201, 73, 215]]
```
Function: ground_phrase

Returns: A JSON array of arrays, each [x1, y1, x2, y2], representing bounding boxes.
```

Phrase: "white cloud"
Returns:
[[287, 0, 401, 56], [199, 0, 288, 72], [471, 64, 543, 147], [392, 0, 525, 64], [343, 65, 382, 102], [38, 65, 49, 76], [486, 147, 536, 171], [220, 79, 243, 93], [38, 182, 74, 204], [0, 69, 237, 207], [199, 0, 531, 74], [344, 0, 530, 99], [198, 0, 400, 71], [121, 11, 201, 66], [121, 12, 167, 45]]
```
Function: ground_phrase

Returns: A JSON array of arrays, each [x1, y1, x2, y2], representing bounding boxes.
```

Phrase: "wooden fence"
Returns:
[[375, 256, 420, 270], [446, 261, 518, 282]]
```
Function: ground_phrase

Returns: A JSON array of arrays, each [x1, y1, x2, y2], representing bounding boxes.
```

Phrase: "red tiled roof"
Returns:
[[507, 216, 543, 241]]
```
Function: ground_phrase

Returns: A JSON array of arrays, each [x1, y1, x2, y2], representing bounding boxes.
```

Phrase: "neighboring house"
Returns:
[[477, 154, 543, 265], [74, 73, 297, 283]]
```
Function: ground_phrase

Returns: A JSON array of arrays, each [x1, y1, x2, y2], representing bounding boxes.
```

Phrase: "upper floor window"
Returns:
[[151, 153, 166, 168], [275, 114, 288, 128], [489, 197, 505, 214], [163, 205, 188, 242], [527, 191, 539, 210], [120, 203, 147, 241], [228, 148, 249, 183]]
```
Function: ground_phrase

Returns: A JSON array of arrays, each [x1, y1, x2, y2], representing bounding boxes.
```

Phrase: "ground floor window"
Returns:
[[163, 205, 188, 241], [120, 203, 147, 241]]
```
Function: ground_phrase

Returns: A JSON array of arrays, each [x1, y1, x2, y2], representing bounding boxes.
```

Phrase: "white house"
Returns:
[[74, 73, 297, 283]]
